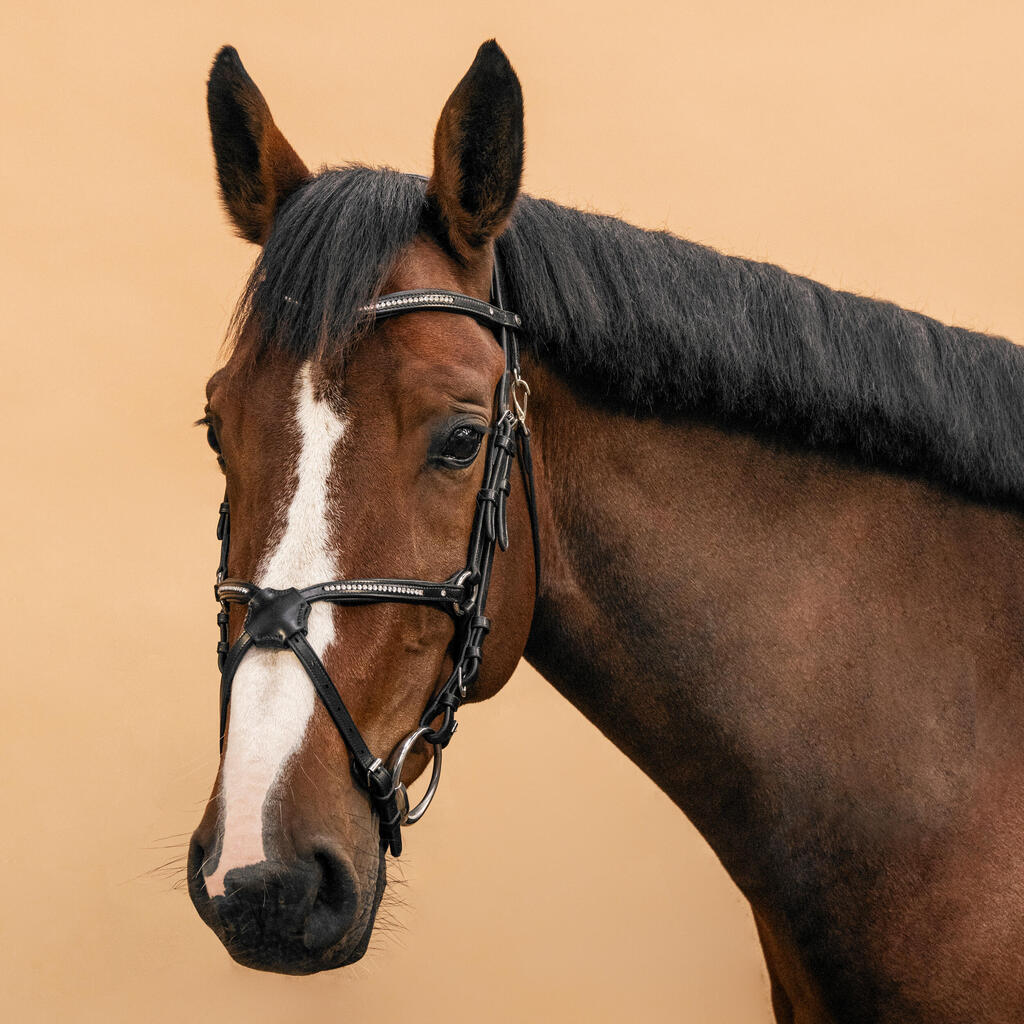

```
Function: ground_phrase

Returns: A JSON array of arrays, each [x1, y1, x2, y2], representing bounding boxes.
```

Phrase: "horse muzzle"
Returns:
[[187, 835, 385, 974]]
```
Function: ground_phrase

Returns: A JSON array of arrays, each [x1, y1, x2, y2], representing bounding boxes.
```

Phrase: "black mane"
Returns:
[[236, 165, 1024, 508]]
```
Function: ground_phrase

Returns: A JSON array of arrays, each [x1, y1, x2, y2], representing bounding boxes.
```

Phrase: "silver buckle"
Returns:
[[366, 756, 384, 790]]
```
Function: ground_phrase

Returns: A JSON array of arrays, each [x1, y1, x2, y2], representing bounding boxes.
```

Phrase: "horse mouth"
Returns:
[[219, 908, 379, 975]]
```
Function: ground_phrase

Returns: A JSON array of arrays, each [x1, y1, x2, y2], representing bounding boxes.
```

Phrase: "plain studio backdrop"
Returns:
[[1, 2, 1020, 1021]]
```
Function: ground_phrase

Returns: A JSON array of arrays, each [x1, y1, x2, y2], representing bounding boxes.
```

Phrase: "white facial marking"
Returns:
[[205, 362, 344, 897]]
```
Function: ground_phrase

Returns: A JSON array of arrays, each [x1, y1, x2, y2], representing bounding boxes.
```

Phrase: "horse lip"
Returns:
[[208, 891, 381, 975]]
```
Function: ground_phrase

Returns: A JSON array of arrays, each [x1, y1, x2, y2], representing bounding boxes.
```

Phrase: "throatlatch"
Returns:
[[212, 259, 539, 856]]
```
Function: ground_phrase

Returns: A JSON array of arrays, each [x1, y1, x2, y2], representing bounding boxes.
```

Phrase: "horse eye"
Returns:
[[199, 417, 225, 471], [206, 423, 222, 455], [433, 423, 485, 468]]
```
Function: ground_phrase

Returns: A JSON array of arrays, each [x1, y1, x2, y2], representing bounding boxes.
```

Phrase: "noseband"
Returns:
[[212, 259, 539, 856]]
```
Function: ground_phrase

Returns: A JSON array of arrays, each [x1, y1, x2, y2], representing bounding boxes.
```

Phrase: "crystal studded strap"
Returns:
[[215, 580, 258, 603], [301, 578, 468, 608], [215, 578, 468, 610], [360, 289, 522, 331]]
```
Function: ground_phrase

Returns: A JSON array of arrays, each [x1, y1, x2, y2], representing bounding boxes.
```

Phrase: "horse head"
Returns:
[[188, 41, 538, 974]]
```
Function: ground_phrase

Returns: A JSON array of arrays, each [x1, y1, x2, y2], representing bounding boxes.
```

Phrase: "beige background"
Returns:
[[1, 1, 1021, 1021]]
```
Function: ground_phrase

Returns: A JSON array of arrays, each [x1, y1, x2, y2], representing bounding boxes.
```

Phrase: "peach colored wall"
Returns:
[[2, 2, 1020, 1021]]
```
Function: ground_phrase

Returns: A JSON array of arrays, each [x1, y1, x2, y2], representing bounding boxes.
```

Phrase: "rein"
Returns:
[[212, 257, 539, 856]]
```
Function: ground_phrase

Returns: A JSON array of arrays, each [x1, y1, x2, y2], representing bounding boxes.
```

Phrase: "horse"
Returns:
[[187, 40, 1024, 1023]]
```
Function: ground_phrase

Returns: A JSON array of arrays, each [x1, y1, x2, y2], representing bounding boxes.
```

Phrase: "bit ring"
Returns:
[[386, 725, 443, 825]]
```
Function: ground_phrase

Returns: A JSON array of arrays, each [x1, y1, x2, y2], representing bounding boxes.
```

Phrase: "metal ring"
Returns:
[[450, 569, 478, 617], [386, 726, 443, 825]]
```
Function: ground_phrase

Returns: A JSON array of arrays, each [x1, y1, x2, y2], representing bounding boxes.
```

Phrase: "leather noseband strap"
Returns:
[[212, 258, 539, 856]]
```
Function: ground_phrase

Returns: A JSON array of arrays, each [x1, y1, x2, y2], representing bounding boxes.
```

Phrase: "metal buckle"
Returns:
[[511, 370, 530, 426], [366, 757, 384, 791], [386, 726, 443, 825]]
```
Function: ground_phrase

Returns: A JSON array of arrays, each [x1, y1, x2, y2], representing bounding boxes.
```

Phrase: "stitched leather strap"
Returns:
[[218, 633, 253, 744], [286, 632, 381, 776], [516, 423, 542, 593], [286, 633, 404, 856], [214, 612, 405, 857]]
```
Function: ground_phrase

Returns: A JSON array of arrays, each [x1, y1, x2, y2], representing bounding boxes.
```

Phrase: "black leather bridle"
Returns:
[[211, 257, 539, 856]]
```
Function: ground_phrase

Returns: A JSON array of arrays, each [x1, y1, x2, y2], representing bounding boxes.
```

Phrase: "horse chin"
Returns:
[[228, 901, 382, 975], [224, 911, 378, 975]]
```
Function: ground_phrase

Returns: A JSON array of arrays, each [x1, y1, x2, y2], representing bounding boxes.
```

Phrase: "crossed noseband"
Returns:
[[212, 261, 540, 856]]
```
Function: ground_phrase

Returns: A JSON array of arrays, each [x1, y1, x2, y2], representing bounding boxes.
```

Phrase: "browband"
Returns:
[[360, 289, 522, 331]]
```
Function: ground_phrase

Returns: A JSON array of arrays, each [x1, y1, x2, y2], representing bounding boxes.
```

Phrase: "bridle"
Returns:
[[211, 255, 540, 857]]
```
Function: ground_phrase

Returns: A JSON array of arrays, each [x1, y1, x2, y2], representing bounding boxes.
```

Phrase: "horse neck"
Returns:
[[522, 353, 1024, 897]]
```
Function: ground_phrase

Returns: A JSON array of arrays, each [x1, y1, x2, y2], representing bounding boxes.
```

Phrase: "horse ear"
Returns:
[[426, 40, 524, 260], [206, 46, 310, 245]]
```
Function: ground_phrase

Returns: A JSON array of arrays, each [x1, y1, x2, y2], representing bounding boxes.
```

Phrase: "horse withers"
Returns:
[[188, 41, 1024, 1023]]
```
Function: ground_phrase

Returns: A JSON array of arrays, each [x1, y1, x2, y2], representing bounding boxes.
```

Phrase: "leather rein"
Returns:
[[212, 257, 539, 856]]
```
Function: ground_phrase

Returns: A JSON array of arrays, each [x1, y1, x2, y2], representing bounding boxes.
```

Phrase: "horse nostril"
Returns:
[[186, 832, 222, 931], [302, 848, 360, 953], [186, 834, 212, 900]]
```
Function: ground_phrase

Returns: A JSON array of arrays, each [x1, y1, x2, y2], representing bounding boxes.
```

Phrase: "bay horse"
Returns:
[[188, 40, 1024, 1023]]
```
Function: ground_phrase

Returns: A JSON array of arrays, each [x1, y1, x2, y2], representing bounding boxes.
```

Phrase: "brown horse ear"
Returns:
[[206, 46, 310, 245], [427, 40, 524, 260]]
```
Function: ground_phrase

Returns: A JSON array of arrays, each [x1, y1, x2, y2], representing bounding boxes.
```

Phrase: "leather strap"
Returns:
[[303, 578, 467, 610], [361, 289, 522, 331], [286, 633, 405, 856], [218, 632, 252, 743], [516, 423, 542, 593], [217, 578, 469, 611], [286, 632, 381, 776]]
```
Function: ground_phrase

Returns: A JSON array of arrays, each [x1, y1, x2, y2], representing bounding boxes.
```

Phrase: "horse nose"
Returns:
[[188, 838, 361, 970]]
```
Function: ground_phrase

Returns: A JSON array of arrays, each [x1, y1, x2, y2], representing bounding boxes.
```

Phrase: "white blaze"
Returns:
[[205, 362, 344, 897]]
